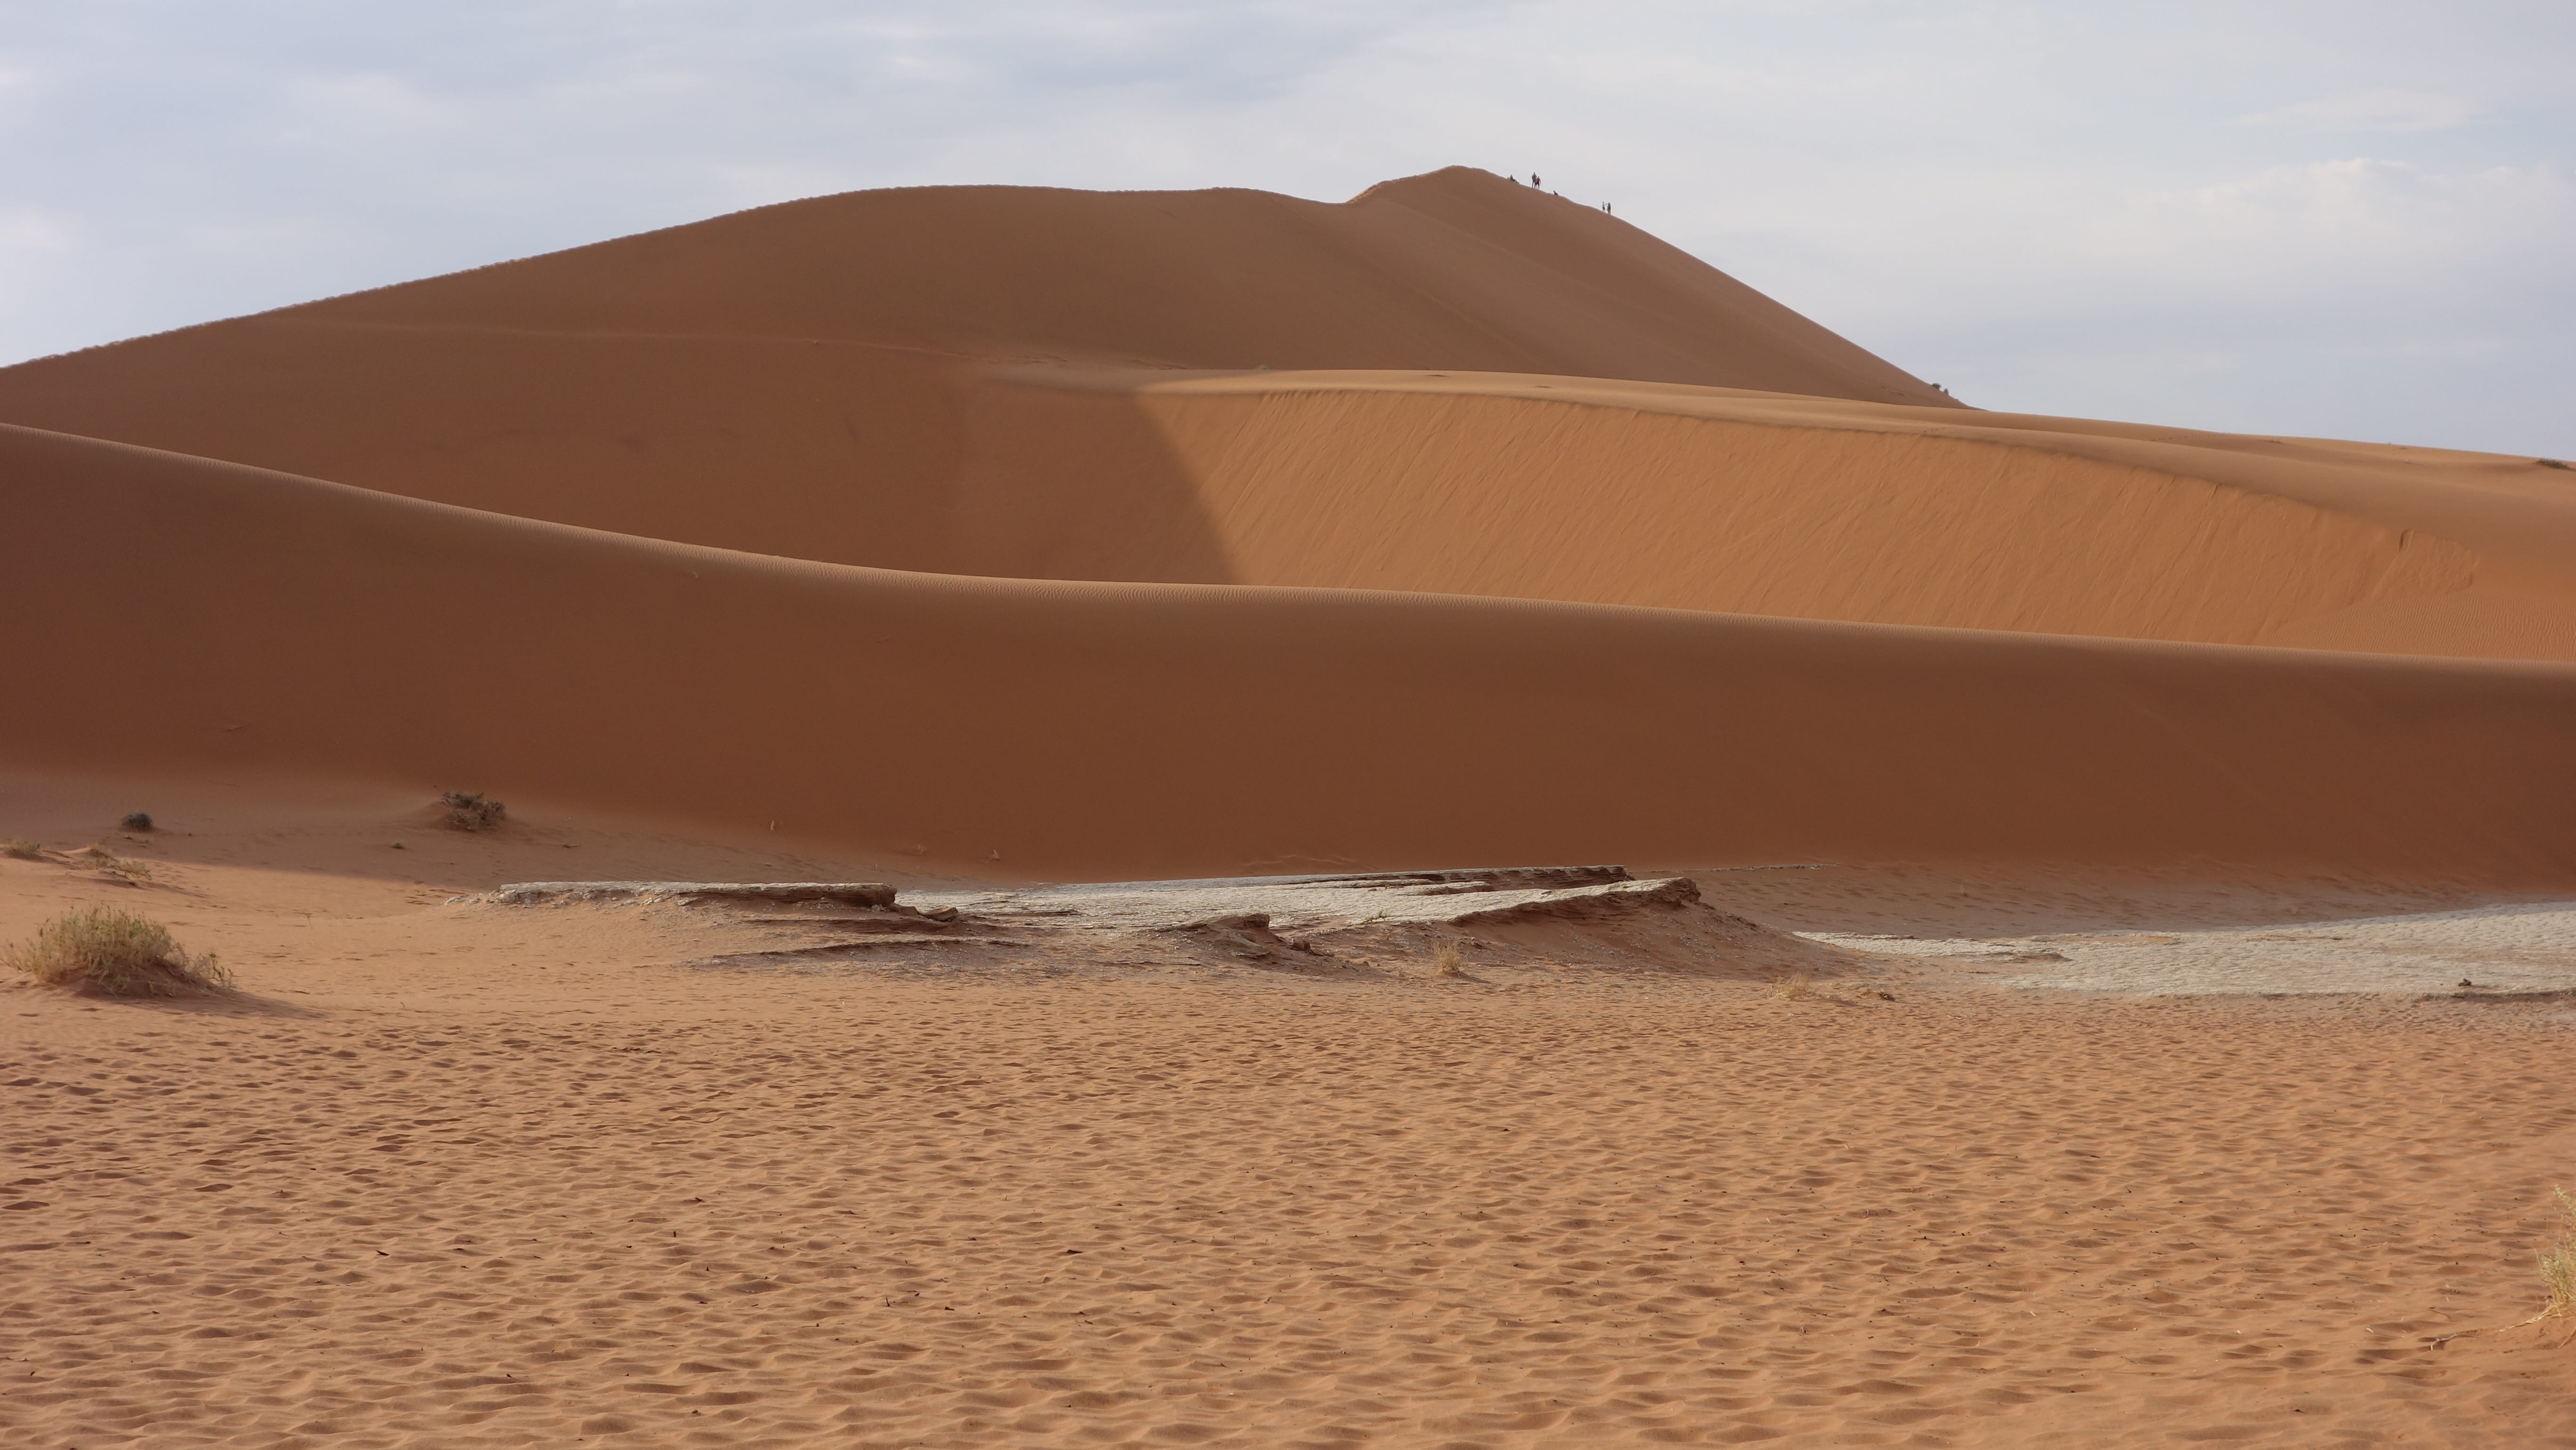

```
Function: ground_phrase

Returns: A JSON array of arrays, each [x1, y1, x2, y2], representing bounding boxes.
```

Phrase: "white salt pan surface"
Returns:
[[1800, 901, 2576, 996]]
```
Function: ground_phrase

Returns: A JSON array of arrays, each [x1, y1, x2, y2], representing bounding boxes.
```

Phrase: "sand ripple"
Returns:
[[5, 976, 2571, 1446]]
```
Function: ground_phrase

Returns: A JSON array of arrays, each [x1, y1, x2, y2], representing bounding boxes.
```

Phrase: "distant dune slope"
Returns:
[[6, 168, 2571, 663], [7, 423, 2573, 886], [0, 167, 1942, 562], [5, 168, 1945, 399]]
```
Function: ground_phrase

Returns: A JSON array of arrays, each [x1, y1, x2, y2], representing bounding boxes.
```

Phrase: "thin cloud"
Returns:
[[2235, 89, 2487, 134]]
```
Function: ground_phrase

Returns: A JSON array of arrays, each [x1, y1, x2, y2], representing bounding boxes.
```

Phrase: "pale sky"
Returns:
[[4, 1, 2570, 454]]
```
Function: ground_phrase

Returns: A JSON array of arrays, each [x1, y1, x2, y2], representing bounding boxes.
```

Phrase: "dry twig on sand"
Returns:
[[69, 845, 153, 883], [7, 906, 230, 998]]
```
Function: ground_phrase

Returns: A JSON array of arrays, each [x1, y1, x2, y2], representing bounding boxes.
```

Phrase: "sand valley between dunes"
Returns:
[[6, 166, 2576, 1446]]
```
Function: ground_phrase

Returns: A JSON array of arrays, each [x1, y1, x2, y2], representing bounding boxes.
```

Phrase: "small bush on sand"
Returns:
[[442, 790, 506, 832], [120, 812, 153, 831], [2540, 1188, 2576, 1325], [2, 838, 41, 861], [1430, 938, 1469, 979], [7, 906, 230, 998], [1772, 972, 1816, 1000]]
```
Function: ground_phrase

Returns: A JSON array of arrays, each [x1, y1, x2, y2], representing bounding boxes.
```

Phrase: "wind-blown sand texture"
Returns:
[[5, 168, 2576, 1445]]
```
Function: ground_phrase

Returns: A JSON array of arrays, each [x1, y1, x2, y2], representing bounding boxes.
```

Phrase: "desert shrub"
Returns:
[[1430, 938, 1468, 978], [441, 790, 507, 832], [1771, 972, 1816, 1000], [2541, 1189, 2576, 1324], [120, 812, 153, 831], [2, 838, 41, 861], [6, 906, 230, 998]]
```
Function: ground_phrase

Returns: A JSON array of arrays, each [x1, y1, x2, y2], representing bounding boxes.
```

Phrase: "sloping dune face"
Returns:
[[7, 423, 2576, 885], [952, 371, 2576, 655], [3, 168, 2575, 882]]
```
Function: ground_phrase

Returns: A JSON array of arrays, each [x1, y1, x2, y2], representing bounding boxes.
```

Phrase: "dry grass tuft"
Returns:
[[2539, 1188, 2576, 1325], [6, 906, 231, 998], [3, 838, 42, 861], [1430, 938, 1469, 979], [1771, 972, 1816, 1000], [442, 790, 507, 832], [69, 845, 154, 883]]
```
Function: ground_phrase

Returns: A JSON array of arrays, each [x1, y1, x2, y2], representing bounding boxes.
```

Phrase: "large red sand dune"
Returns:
[[3, 169, 2573, 883], [0, 168, 1944, 568]]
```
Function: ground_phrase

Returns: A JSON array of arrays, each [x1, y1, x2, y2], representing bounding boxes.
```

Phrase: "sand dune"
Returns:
[[4, 171, 2569, 664], [7, 420, 2575, 887], [0, 168, 1942, 569], [5, 167, 2574, 874]]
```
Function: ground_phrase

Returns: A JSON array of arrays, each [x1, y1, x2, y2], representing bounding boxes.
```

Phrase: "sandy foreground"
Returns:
[[6, 799, 2575, 1449]]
